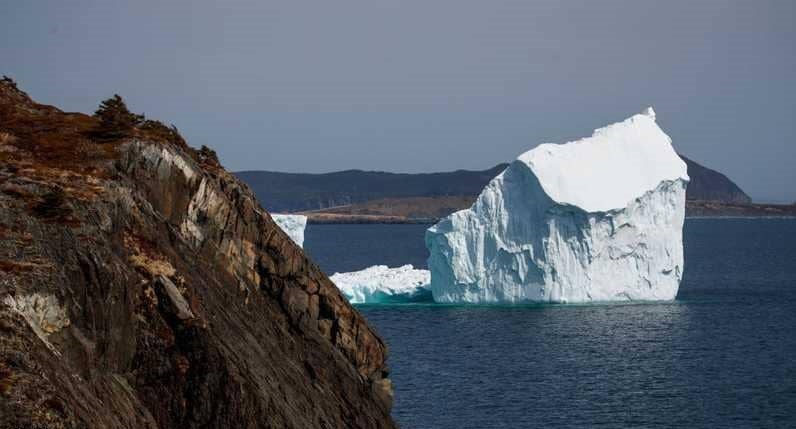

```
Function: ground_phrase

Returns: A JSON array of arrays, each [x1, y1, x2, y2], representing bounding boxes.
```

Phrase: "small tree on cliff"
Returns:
[[140, 119, 187, 147], [92, 94, 144, 141], [1, 75, 18, 89]]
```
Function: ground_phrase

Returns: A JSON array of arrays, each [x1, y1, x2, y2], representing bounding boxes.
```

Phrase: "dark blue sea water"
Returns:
[[305, 219, 796, 429]]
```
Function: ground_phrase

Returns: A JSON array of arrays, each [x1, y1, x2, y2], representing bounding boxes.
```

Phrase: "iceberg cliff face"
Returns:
[[331, 265, 432, 304], [271, 214, 307, 248], [425, 108, 689, 303]]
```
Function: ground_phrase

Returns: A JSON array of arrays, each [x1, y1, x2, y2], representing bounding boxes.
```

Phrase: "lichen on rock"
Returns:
[[3, 293, 70, 355]]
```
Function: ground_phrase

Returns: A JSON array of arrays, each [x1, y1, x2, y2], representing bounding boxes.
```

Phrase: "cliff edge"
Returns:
[[0, 78, 395, 428]]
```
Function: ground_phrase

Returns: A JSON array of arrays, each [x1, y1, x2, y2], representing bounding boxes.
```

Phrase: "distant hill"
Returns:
[[236, 164, 508, 213], [680, 155, 751, 203], [236, 156, 751, 215]]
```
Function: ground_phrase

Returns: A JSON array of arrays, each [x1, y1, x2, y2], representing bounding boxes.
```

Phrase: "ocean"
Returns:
[[304, 219, 796, 428]]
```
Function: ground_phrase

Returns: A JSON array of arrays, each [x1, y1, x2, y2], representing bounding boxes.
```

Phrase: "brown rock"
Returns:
[[0, 80, 395, 428], [155, 276, 195, 321]]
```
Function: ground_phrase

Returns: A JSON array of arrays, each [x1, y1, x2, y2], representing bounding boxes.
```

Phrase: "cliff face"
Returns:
[[0, 80, 395, 428]]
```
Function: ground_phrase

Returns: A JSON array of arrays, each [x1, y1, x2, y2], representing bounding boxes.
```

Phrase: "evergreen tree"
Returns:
[[92, 94, 144, 140], [1, 75, 17, 89]]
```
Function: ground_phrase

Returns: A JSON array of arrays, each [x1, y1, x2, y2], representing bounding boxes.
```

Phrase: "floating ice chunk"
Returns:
[[271, 214, 307, 248], [330, 265, 432, 304], [425, 108, 689, 304]]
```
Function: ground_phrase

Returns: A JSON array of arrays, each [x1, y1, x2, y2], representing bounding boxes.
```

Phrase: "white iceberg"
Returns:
[[271, 214, 307, 248], [425, 107, 689, 304], [330, 265, 432, 304]]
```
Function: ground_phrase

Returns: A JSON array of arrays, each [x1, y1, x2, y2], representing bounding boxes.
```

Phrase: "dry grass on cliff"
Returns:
[[0, 260, 35, 273], [0, 80, 209, 182], [0, 131, 17, 146], [124, 232, 177, 278], [0, 93, 115, 175], [0, 259, 50, 274]]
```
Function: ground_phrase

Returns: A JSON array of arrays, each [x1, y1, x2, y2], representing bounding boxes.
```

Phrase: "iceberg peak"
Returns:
[[642, 106, 656, 120], [425, 109, 689, 304], [518, 108, 687, 213]]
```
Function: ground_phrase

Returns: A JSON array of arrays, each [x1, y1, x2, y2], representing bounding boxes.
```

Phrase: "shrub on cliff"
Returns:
[[1, 75, 18, 89], [91, 94, 144, 141], [196, 145, 219, 166], [140, 119, 187, 147]]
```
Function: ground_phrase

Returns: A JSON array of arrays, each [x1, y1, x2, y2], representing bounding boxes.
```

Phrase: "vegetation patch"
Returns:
[[0, 260, 35, 273], [124, 232, 176, 278], [90, 95, 144, 141]]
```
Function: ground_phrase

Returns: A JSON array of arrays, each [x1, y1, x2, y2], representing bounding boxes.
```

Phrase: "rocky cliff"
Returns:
[[0, 79, 395, 428]]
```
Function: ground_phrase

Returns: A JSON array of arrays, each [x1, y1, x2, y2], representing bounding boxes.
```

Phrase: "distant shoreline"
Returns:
[[302, 213, 436, 225], [302, 202, 796, 224], [686, 215, 796, 220], [306, 214, 796, 225]]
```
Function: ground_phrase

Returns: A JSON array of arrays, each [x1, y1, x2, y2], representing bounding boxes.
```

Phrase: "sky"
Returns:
[[1, 1, 794, 202]]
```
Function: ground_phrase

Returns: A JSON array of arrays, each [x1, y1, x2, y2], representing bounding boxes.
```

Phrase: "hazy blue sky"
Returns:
[[2, 1, 794, 201]]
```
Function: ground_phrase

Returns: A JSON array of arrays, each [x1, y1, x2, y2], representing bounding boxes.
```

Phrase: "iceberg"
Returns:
[[425, 107, 689, 304], [271, 214, 307, 248], [330, 265, 432, 304]]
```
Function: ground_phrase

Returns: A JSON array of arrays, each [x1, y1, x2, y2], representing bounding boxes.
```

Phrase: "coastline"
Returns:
[[303, 202, 796, 224], [303, 213, 437, 224]]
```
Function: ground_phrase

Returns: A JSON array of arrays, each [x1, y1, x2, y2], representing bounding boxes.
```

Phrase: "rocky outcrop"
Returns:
[[0, 79, 395, 428]]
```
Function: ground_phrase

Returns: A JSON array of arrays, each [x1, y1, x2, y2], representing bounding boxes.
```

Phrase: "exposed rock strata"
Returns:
[[0, 80, 395, 428]]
